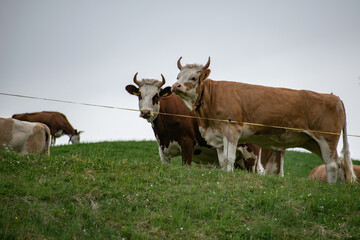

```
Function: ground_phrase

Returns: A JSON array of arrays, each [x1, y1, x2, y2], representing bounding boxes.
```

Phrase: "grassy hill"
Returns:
[[1, 141, 359, 239]]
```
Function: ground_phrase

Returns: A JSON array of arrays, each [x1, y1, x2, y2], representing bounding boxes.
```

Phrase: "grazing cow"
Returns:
[[172, 57, 356, 183], [237, 144, 285, 176], [126, 73, 283, 175], [0, 117, 51, 155], [12, 111, 82, 145], [308, 164, 360, 183]]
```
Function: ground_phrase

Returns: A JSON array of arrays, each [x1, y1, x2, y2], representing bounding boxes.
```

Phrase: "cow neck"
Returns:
[[194, 80, 206, 111]]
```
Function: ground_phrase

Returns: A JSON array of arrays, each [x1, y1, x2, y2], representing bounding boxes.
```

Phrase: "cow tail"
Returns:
[[44, 126, 51, 156], [341, 101, 356, 182]]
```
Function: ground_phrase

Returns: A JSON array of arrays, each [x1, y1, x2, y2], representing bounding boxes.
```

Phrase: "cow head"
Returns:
[[126, 73, 172, 122], [171, 57, 211, 111], [69, 129, 83, 144]]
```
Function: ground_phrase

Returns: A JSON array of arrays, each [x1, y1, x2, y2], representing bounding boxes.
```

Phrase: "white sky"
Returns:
[[1, 0, 360, 159]]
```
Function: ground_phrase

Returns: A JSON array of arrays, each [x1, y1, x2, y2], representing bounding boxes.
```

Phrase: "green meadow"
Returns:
[[1, 141, 359, 239]]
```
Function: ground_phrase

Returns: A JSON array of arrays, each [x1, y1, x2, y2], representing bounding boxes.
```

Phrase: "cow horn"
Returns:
[[202, 57, 210, 70], [160, 74, 166, 87], [177, 57, 183, 70], [133, 72, 140, 85]]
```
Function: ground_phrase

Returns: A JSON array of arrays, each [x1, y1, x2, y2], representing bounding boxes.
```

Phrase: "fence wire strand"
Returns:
[[1, 92, 360, 138]]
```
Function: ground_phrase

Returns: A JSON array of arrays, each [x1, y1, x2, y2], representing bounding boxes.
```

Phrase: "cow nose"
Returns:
[[140, 109, 151, 119], [171, 83, 182, 92]]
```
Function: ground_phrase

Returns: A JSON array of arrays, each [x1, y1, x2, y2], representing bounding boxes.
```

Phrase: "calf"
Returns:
[[172, 57, 356, 183], [12, 111, 82, 145], [0, 117, 50, 155], [308, 164, 360, 183]]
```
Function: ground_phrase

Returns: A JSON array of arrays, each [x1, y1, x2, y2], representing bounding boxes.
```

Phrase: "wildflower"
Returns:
[[319, 206, 324, 209], [15, 217, 18, 220]]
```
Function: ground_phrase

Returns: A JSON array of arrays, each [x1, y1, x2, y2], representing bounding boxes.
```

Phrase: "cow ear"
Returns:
[[200, 69, 211, 82], [125, 85, 140, 96], [160, 86, 172, 97]]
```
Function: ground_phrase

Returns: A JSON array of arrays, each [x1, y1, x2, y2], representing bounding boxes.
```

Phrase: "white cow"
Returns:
[[0, 117, 51, 155]]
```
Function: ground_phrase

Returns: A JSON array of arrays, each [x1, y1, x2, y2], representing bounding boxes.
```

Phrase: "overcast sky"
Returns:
[[1, 0, 360, 160]]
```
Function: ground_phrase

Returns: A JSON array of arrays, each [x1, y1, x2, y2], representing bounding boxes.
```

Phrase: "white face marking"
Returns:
[[132, 79, 165, 123], [138, 84, 161, 122], [173, 66, 203, 111], [70, 134, 80, 144]]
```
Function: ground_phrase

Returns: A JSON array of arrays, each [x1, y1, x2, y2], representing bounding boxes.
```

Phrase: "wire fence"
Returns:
[[1, 92, 360, 138]]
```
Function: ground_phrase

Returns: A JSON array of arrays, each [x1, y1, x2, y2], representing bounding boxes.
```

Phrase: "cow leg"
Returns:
[[181, 139, 193, 166], [51, 135, 56, 145], [279, 152, 284, 177], [318, 140, 342, 183], [255, 149, 265, 175], [158, 145, 171, 164], [216, 137, 237, 172]]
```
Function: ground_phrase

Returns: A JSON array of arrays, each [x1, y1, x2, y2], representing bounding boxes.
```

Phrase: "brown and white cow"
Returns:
[[308, 164, 360, 183], [0, 117, 51, 155], [126, 73, 283, 174], [12, 111, 82, 145], [172, 57, 356, 183], [126, 73, 219, 166], [237, 143, 285, 176]]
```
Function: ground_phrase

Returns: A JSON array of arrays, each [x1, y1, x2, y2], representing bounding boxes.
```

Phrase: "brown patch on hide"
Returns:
[[26, 124, 45, 153], [0, 118, 14, 147], [184, 82, 195, 91]]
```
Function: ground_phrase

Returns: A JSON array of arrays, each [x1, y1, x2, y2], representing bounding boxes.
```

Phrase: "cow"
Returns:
[[171, 57, 356, 183], [0, 117, 51, 155], [12, 111, 82, 145], [308, 164, 360, 183], [126, 73, 283, 175], [237, 143, 285, 176]]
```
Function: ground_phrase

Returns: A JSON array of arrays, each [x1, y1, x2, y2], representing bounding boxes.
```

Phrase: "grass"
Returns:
[[0, 141, 359, 239]]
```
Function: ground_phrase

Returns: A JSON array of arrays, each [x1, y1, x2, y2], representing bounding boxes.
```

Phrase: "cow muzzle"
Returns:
[[140, 109, 151, 119], [171, 83, 182, 93]]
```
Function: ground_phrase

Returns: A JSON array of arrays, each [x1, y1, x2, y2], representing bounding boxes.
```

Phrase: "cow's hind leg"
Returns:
[[318, 140, 343, 183]]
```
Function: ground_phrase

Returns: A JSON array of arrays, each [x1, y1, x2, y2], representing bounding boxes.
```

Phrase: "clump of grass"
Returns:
[[1, 141, 359, 239]]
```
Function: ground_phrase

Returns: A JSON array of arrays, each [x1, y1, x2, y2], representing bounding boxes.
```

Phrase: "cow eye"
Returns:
[[191, 77, 196, 81], [152, 94, 160, 104]]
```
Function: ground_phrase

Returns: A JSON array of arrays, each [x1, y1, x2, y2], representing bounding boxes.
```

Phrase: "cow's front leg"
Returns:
[[158, 145, 171, 164], [181, 138, 194, 166], [217, 137, 237, 172]]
